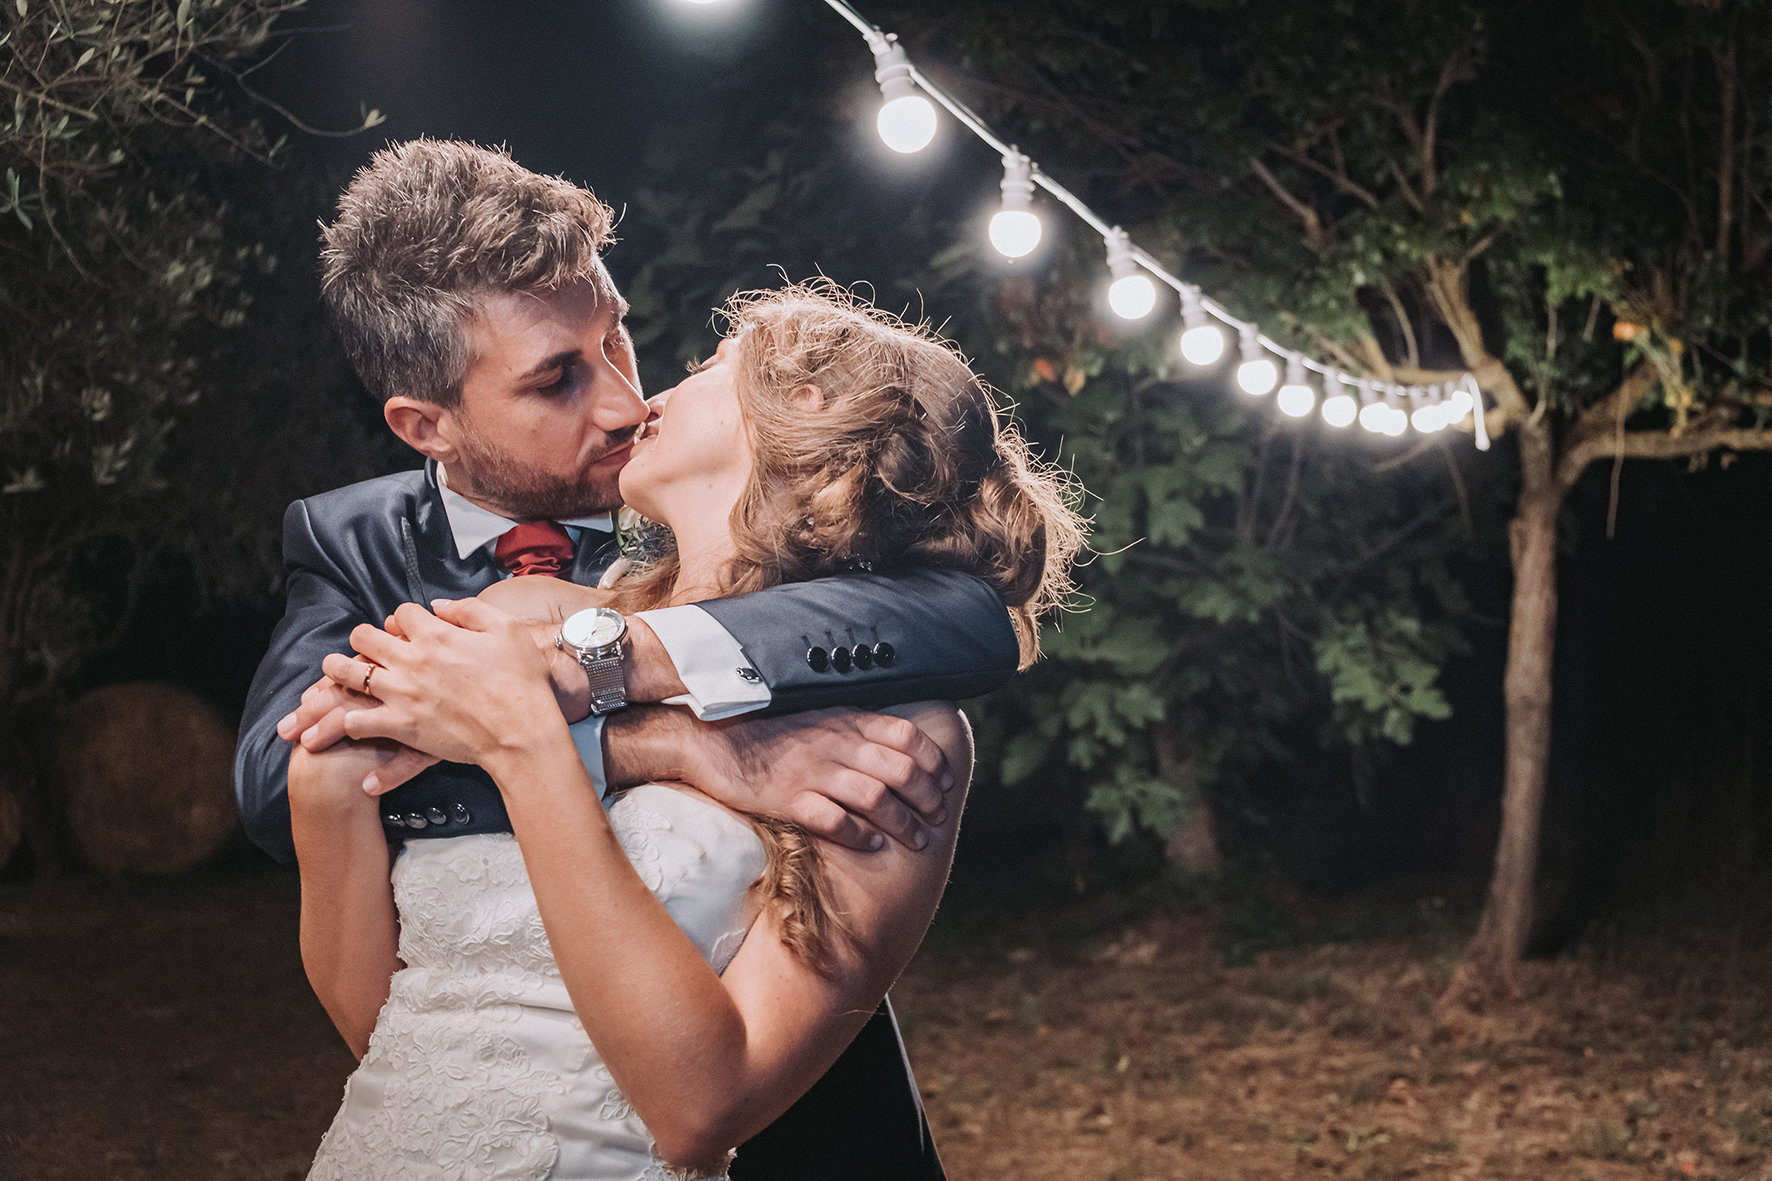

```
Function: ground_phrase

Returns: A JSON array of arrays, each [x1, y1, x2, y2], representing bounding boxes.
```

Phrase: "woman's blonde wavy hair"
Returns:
[[608, 283, 1086, 972]]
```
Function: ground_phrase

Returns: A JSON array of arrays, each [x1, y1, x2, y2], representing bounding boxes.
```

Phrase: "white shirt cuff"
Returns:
[[636, 604, 772, 721], [568, 713, 612, 807]]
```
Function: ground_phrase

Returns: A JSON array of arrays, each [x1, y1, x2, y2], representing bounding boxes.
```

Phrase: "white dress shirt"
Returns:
[[436, 466, 772, 797]]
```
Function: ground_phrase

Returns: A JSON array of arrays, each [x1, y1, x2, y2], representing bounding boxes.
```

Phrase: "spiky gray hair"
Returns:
[[319, 139, 618, 407]]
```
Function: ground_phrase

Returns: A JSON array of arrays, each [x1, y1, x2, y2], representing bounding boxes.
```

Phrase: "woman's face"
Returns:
[[617, 335, 755, 530]]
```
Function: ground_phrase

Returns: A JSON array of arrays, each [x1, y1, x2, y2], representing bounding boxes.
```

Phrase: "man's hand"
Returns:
[[604, 705, 955, 853]]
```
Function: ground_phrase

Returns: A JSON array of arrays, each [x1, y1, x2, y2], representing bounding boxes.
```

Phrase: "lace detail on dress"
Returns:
[[708, 929, 748, 975], [609, 801, 673, 893], [308, 788, 767, 1181], [645, 1145, 736, 1181]]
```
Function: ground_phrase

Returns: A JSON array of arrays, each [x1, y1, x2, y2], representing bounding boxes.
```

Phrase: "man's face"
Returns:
[[441, 280, 647, 520]]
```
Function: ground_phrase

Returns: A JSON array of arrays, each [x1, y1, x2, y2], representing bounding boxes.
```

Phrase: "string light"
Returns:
[[1105, 228, 1157, 319], [1236, 325, 1277, 395], [686, 0, 1491, 445], [1276, 354, 1314, 417], [1411, 386, 1447, 433], [1178, 287, 1225, 366], [989, 151, 1041, 258], [1357, 380, 1388, 433], [1321, 368, 1357, 427], [1379, 385, 1407, 436], [869, 35, 937, 153]]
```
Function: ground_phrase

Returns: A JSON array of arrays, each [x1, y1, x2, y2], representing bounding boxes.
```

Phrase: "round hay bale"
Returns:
[[0, 770, 21, 870], [58, 683, 238, 874]]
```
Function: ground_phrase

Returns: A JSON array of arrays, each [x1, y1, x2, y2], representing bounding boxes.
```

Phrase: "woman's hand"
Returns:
[[321, 598, 568, 772], [288, 738, 410, 815]]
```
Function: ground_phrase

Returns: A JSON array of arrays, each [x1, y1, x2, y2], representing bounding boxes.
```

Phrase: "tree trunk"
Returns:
[[1443, 419, 1563, 1011]]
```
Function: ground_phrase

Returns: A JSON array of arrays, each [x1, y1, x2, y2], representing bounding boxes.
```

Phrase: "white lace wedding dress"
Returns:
[[307, 783, 767, 1181]]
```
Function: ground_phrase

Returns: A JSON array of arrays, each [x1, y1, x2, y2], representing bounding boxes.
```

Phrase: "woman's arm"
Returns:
[[333, 599, 972, 1171], [289, 742, 403, 1059]]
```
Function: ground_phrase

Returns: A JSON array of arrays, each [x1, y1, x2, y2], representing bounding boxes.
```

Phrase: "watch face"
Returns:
[[563, 608, 624, 650]]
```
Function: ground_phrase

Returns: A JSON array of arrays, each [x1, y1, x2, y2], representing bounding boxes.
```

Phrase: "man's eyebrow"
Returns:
[[515, 349, 581, 384]]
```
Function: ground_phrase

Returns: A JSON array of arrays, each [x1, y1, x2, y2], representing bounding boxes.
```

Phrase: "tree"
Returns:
[[909, 0, 1772, 1002], [1, 0, 385, 869]]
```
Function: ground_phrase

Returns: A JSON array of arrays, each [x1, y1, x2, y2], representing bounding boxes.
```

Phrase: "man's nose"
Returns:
[[591, 365, 649, 430]]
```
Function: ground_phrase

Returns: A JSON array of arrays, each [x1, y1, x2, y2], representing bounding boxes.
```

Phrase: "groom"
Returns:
[[236, 139, 1016, 1180]]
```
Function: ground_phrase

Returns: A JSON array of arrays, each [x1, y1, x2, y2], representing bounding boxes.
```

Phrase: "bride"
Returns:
[[287, 285, 1082, 1180]]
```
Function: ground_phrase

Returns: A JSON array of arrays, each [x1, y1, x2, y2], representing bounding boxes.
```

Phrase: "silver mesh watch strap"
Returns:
[[583, 645, 627, 716]]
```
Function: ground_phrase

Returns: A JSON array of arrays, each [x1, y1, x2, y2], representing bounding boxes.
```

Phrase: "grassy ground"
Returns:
[[5, 867, 1772, 1180]]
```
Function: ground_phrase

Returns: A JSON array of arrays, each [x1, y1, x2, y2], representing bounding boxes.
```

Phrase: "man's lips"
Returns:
[[589, 439, 634, 468]]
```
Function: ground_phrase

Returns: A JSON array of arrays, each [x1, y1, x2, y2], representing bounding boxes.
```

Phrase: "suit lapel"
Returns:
[[408, 461, 501, 602]]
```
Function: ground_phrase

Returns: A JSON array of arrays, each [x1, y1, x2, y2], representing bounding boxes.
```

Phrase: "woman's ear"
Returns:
[[790, 383, 825, 413], [384, 397, 459, 463]]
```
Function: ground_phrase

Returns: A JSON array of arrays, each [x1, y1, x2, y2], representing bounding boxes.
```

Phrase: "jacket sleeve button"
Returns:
[[872, 641, 896, 668], [403, 812, 428, 830], [830, 646, 852, 673], [807, 646, 829, 672], [426, 807, 448, 827], [851, 644, 874, 670], [384, 814, 407, 829]]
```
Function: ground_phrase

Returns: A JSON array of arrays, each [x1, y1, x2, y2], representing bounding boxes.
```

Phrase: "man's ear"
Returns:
[[790, 383, 825, 413], [384, 396, 459, 462]]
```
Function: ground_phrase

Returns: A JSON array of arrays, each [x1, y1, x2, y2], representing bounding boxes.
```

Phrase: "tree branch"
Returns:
[[1558, 425, 1772, 490], [1267, 141, 1381, 209], [1249, 157, 1327, 250]]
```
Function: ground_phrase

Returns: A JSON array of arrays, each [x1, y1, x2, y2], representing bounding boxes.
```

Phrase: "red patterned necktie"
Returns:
[[494, 521, 575, 578]]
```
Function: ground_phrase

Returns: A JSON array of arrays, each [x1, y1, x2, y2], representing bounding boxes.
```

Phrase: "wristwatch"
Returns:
[[556, 607, 630, 716]]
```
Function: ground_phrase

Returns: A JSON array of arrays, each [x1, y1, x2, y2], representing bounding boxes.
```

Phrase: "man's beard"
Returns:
[[451, 420, 633, 521]]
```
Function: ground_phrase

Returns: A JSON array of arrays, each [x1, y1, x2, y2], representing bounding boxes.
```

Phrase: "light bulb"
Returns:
[[871, 38, 937, 153], [1235, 326, 1276, 394], [989, 210, 1040, 259], [1108, 274, 1157, 319], [1382, 406, 1408, 436], [1358, 401, 1389, 432], [1177, 287, 1224, 365], [1103, 227, 1155, 319], [1237, 358, 1277, 394], [1276, 354, 1313, 417], [1322, 391, 1357, 427], [989, 152, 1041, 258], [1411, 402, 1446, 432], [878, 95, 937, 153], [1180, 324, 1225, 365], [1447, 386, 1474, 419]]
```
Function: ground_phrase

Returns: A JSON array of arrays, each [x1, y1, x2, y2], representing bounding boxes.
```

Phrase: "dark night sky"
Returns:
[[260, 0, 806, 190]]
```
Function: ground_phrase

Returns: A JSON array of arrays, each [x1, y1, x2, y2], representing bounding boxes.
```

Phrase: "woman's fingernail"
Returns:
[[277, 714, 295, 738], [362, 775, 380, 795], [869, 833, 885, 851], [941, 772, 955, 791], [431, 598, 453, 608]]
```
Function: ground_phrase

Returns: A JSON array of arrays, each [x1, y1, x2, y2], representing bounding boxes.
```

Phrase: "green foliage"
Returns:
[[945, 235, 1472, 845], [0, 1, 381, 717]]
